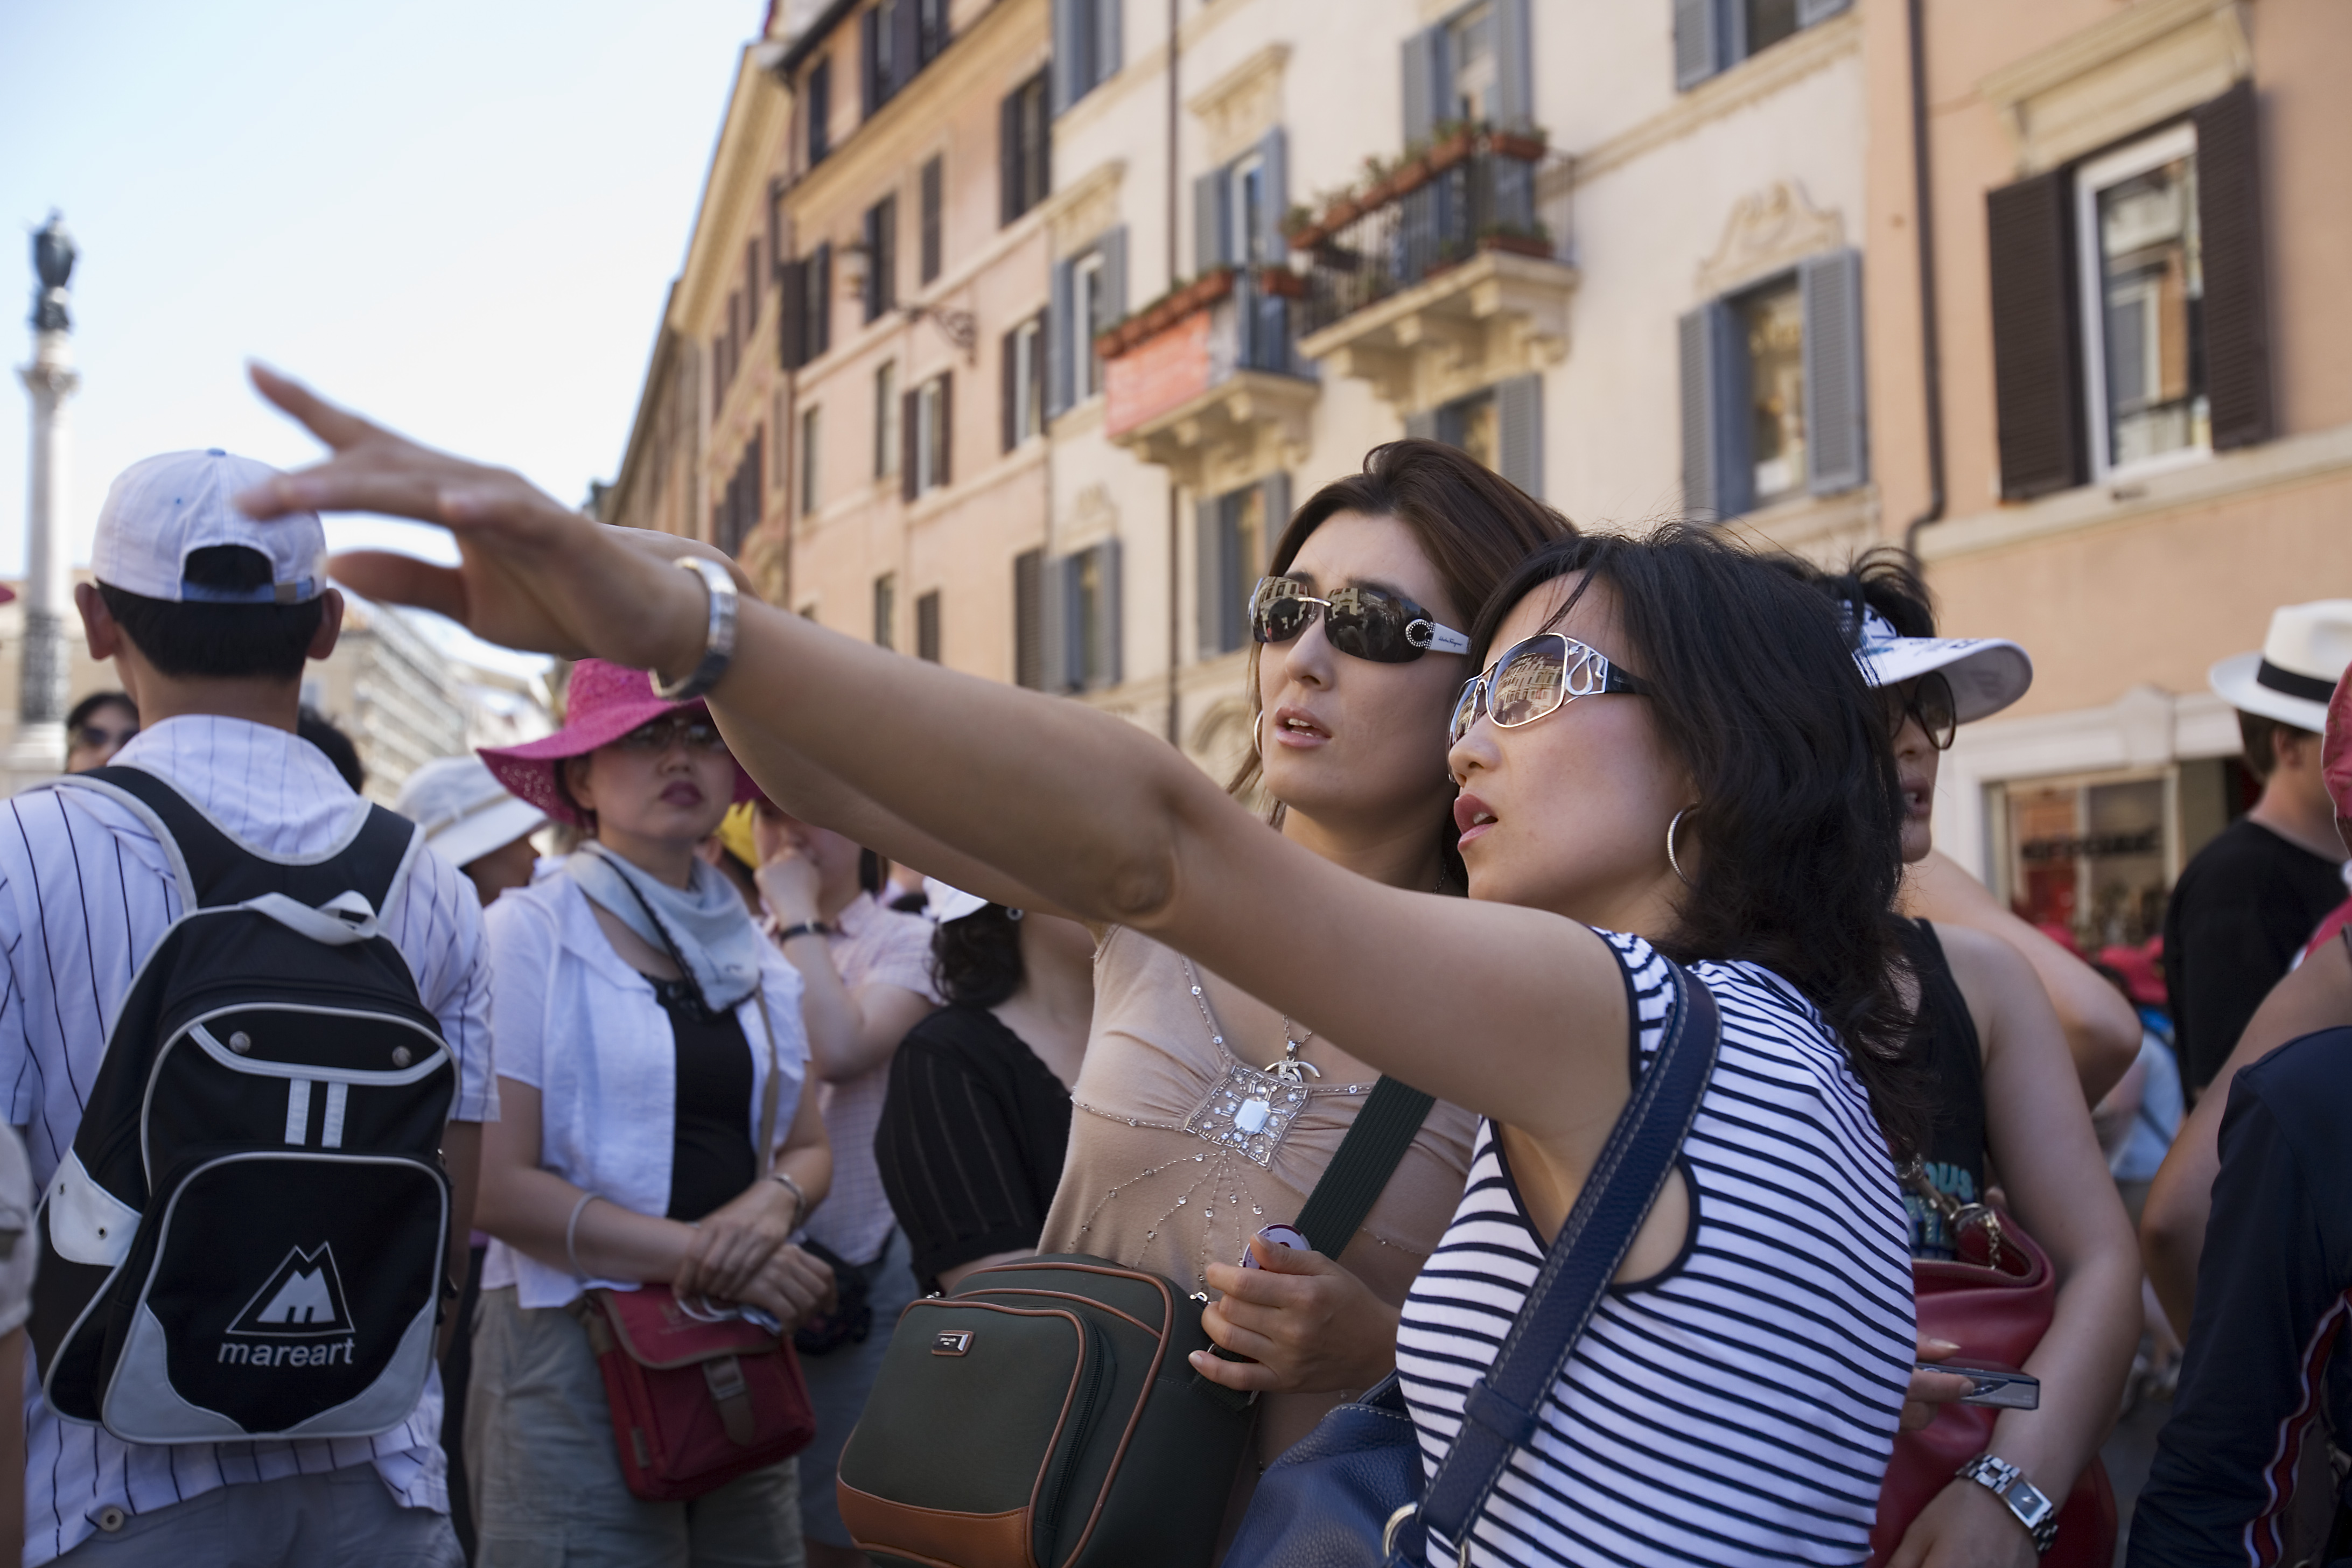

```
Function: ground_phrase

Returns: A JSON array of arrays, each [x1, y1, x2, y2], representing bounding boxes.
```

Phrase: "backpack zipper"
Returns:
[[1030, 1317, 1107, 1568]]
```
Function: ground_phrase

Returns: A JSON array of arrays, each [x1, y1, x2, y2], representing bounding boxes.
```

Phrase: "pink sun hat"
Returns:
[[2323, 667, 2352, 823], [477, 658, 762, 827]]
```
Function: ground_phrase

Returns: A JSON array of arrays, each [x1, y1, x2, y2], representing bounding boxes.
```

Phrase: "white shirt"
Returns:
[[478, 870, 809, 1309], [794, 893, 939, 1266], [0, 716, 498, 1566]]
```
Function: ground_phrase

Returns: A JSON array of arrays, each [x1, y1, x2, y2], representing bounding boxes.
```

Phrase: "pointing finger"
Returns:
[[247, 361, 381, 454]]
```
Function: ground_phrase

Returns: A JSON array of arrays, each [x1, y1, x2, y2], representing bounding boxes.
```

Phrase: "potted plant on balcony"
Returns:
[[1095, 266, 1237, 361], [1427, 118, 1478, 173], [1484, 124, 1550, 164], [1253, 265, 1307, 300], [1476, 221, 1555, 260]]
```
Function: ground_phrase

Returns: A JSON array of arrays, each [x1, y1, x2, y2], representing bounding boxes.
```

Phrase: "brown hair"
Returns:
[[1228, 439, 1576, 881], [2238, 710, 2314, 782]]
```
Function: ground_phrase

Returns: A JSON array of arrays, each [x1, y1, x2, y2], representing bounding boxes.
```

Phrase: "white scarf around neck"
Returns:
[[566, 840, 765, 1013]]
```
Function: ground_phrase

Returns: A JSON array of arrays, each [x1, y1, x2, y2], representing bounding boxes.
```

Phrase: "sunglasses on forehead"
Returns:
[[1248, 576, 1472, 663], [1448, 633, 1650, 745]]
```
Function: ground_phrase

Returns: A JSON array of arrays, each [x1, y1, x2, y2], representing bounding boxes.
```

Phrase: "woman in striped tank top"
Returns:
[[249, 375, 1936, 1567]]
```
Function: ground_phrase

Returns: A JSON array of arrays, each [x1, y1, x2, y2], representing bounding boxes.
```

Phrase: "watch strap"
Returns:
[[1957, 1453, 2058, 1555], [774, 921, 833, 943]]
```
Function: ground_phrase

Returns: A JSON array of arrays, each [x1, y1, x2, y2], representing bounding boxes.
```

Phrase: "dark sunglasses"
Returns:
[[1249, 576, 1471, 663], [1884, 671, 1957, 751], [1448, 633, 1649, 745], [74, 723, 137, 751], [615, 715, 731, 754]]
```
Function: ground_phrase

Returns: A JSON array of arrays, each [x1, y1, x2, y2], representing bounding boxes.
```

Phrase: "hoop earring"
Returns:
[[1665, 806, 1696, 887], [1252, 709, 1265, 758]]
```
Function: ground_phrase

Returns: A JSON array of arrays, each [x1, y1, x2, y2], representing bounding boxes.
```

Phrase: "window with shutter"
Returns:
[[1041, 551, 1073, 691], [1733, 275, 1803, 506], [1495, 0, 1534, 129], [876, 360, 899, 480], [864, 195, 898, 322], [1073, 250, 1108, 400], [936, 369, 953, 486], [891, 0, 920, 94], [1014, 548, 1046, 689], [1444, 3, 1498, 125], [1094, 0, 1121, 94], [1678, 301, 1739, 519], [2077, 123, 2209, 479], [778, 259, 808, 369], [873, 573, 897, 650], [916, 590, 942, 662], [1987, 170, 2084, 499], [1401, 27, 1439, 147], [1196, 484, 1270, 660], [2195, 81, 2271, 452], [1052, 0, 1115, 115], [1000, 71, 1051, 224], [1496, 374, 1543, 497], [1800, 248, 1866, 494], [920, 156, 943, 285], [861, 6, 882, 119], [807, 58, 832, 163], [1079, 540, 1123, 689], [1194, 168, 1230, 273], [901, 386, 921, 501], [1673, 0, 1720, 91], [1048, 258, 1076, 417], [1051, 0, 1081, 115], [800, 405, 822, 515]]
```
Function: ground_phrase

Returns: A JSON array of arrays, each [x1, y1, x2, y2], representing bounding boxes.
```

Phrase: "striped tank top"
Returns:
[[1394, 932, 1914, 1566]]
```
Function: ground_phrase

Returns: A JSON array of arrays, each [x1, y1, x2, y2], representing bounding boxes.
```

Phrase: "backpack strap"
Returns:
[[59, 765, 416, 914], [1415, 960, 1721, 1563], [1293, 1076, 1436, 1258]]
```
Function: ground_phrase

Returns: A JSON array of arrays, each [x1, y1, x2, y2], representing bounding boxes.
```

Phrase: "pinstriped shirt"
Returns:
[[0, 715, 498, 1566]]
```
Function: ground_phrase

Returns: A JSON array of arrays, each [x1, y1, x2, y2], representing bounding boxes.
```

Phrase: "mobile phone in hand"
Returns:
[[1918, 1362, 2040, 1410]]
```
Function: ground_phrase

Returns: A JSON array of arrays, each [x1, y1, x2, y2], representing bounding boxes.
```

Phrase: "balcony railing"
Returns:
[[1289, 130, 1549, 338]]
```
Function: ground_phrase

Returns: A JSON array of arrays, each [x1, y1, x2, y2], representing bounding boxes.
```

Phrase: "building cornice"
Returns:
[[674, 46, 792, 333]]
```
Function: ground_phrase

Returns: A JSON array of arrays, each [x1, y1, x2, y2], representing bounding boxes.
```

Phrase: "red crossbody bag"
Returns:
[[572, 990, 817, 1501]]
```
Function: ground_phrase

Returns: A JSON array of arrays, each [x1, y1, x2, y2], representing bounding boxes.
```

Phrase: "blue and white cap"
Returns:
[[1850, 605, 2033, 725], [92, 448, 327, 604]]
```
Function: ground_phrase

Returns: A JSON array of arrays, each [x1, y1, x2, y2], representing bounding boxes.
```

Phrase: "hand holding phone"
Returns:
[[1916, 1361, 2040, 1410]]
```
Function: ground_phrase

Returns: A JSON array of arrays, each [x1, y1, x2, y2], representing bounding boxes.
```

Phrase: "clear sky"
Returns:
[[0, 0, 766, 665]]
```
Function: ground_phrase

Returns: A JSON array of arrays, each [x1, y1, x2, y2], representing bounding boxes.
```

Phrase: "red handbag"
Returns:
[[1868, 1192, 2116, 1567], [575, 1284, 818, 1502]]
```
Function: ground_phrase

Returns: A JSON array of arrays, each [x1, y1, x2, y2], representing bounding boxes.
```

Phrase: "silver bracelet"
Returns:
[[767, 1170, 808, 1230], [649, 556, 740, 702], [564, 1191, 601, 1279]]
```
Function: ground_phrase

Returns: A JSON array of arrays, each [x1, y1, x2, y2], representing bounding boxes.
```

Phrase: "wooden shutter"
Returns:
[[778, 259, 808, 369], [1000, 92, 1020, 226], [1801, 248, 1867, 494], [1014, 548, 1045, 688], [921, 157, 943, 284], [1497, 374, 1543, 498], [1986, 170, 2085, 500], [1674, 0, 1719, 92], [1041, 552, 1073, 691], [916, 590, 941, 662], [1795, 0, 1851, 24], [1497, 0, 1535, 129], [877, 195, 898, 313], [1048, 258, 1077, 416], [892, 0, 921, 93], [1002, 326, 1019, 452], [1088, 538, 1124, 688], [936, 370, 953, 487], [863, 205, 885, 321], [1195, 171, 1229, 272], [808, 59, 831, 162], [901, 387, 920, 501], [1051, 0, 1079, 114], [813, 243, 833, 355], [1402, 28, 1438, 148], [1195, 498, 1223, 658], [2195, 81, 2273, 451], [1679, 302, 1741, 519], [1099, 226, 1129, 321], [1257, 127, 1288, 262], [861, 6, 881, 118], [1094, 0, 1120, 89]]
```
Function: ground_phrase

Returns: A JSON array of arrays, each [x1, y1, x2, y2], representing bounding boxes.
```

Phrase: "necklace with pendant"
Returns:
[[1268, 1017, 1322, 1085]]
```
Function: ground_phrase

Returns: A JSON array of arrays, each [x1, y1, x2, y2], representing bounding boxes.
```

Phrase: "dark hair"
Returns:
[[2237, 710, 2313, 782], [99, 545, 325, 680], [858, 848, 887, 897], [66, 690, 136, 732], [1231, 439, 1577, 885], [931, 906, 1025, 1009], [1471, 526, 1927, 1154], [297, 706, 366, 792], [1798, 545, 1938, 641]]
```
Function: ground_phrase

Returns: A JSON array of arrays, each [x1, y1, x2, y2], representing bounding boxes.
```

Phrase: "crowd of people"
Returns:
[[0, 388, 2343, 1568]]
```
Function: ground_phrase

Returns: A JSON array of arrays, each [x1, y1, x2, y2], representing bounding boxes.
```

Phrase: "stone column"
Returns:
[[8, 215, 79, 788]]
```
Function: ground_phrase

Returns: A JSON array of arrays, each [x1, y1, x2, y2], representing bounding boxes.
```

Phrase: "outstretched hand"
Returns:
[[233, 363, 712, 671]]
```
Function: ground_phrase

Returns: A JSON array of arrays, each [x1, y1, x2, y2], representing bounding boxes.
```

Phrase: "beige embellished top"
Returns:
[[1037, 925, 1478, 1460]]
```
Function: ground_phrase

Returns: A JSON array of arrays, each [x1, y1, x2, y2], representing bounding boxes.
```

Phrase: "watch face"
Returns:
[[2007, 1480, 2055, 1525]]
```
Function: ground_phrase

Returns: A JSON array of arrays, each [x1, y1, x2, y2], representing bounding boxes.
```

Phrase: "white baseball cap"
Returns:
[[92, 448, 327, 604], [923, 877, 991, 925], [1850, 606, 2033, 725], [395, 756, 548, 872], [2209, 599, 2352, 734]]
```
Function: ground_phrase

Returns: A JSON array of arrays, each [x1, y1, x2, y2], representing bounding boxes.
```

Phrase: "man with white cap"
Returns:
[[396, 754, 548, 909], [0, 450, 493, 1566], [2164, 600, 2352, 1096]]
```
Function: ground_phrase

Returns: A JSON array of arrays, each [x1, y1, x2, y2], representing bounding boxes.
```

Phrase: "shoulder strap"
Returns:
[[67, 766, 412, 911], [1292, 1075, 1436, 1258], [1417, 959, 1721, 1559]]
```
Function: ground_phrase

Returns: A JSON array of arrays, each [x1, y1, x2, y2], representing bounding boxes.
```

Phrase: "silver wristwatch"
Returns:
[[1957, 1453, 2058, 1554], [649, 556, 741, 702]]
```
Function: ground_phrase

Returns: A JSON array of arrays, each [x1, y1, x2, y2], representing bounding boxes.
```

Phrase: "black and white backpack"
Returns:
[[27, 766, 456, 1444]]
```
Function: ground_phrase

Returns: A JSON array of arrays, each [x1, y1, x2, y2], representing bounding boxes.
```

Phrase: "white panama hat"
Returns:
[[1850, 607, 2034, 725], [396, 756, 548, 872], [922, 877, 992, 925], [2209, 599, 2352, 734], [92, 449, 327, 604]]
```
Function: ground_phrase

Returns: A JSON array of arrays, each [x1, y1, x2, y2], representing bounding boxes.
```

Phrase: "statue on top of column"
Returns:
[[31, 212, 74, 334]]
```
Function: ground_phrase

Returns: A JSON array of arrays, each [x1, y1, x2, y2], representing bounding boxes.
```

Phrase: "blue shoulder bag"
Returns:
[[1223, 961, 1721, 1568]]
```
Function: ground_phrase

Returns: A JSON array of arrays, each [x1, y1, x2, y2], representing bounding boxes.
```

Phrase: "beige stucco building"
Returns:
[[1858, 0, 2352, 944]]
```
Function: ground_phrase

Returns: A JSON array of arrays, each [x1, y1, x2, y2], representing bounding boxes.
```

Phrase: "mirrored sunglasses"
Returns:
[[615, 715, 731, 754], [1448, 632, 1649, 745], [1249, 576, 1471, 664]]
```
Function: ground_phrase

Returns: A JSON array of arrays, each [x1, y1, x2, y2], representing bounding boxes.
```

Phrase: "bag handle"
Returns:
[[1415, 958, 1721, 1564], [1292, 1075, 1437, 1259]]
